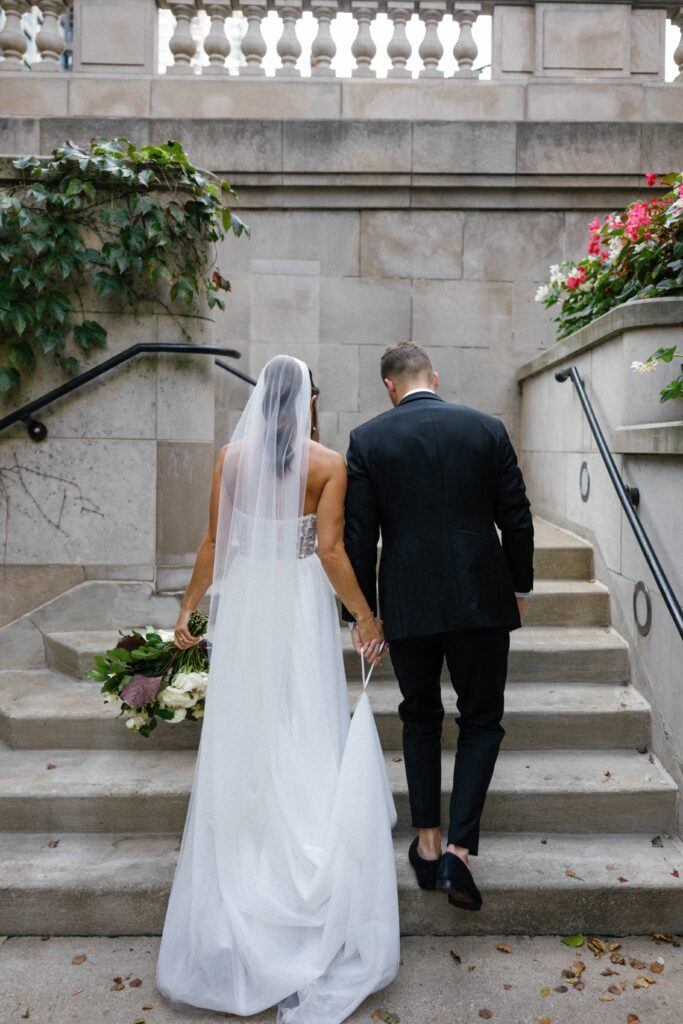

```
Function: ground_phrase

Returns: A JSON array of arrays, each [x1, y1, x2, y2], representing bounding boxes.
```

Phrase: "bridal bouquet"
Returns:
[[86, 610, 210, 737]]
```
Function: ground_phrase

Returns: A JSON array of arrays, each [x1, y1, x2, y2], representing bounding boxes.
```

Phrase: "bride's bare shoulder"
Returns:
[[309, 440, 345, 476]]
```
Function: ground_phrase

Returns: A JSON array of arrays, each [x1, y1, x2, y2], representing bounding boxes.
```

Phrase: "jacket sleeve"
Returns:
[[494, 423, 534, 595], [341, 429, 380, 623]]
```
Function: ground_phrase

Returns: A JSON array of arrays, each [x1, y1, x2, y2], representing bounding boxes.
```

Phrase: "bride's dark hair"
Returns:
[[262, 357, 319, 477]]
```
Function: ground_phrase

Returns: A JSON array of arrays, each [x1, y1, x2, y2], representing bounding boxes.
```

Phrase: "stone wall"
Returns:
[[517, 298, 683, 794]]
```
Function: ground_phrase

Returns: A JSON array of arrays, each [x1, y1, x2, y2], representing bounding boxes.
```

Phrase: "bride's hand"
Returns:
[[357, 615, 385, 665], [174, 609, 202, 649]]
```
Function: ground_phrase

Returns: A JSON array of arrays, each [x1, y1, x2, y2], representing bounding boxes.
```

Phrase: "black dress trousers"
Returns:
[[388, 626, 510, 857]]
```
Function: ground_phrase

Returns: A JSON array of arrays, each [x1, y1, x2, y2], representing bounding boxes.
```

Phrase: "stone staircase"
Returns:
[[1, 518, 682, 937]]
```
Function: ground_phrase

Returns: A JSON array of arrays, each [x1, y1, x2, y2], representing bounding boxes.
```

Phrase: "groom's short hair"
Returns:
[[380, 342, 433, 382]]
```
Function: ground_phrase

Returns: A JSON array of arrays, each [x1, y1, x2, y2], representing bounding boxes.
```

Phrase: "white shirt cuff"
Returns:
[[515, 591, 532, 597]]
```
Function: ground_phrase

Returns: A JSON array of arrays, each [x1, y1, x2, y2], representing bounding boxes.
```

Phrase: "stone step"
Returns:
[[1, 829, 681, 937], [343, 626, 631, 684], [0, 671, 650, 752], [45, 623, 630, 685], [0, 746, 673, 835], [531, 517, 594, 581]]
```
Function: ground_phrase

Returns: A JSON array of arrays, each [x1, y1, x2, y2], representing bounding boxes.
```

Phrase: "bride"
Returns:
[[156, 355, 400, 1023]]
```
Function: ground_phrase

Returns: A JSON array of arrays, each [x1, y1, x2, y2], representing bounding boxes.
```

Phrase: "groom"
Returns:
[[342, 342, 534, 911]]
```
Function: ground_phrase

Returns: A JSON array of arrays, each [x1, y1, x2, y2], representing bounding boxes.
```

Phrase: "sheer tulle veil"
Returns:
[[207, 353, 312, 645], [156, 354, 400, 1024]]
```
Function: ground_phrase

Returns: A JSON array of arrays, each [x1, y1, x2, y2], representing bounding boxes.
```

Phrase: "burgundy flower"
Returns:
[[120, 674, 163, 708], [116, 634, 146, 652]]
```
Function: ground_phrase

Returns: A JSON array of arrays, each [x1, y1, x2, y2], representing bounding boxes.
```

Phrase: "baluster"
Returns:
[[0, 0, 30, 70], [452, 0, 480, 77], [351, 0, 378, 77], [31, 0, 72, 70], [201, 0, 231, 72], [673, 8, 683, 83], [387, 1, 414, 78], [418, 0, 444, 77], [240, 0, 267, 74], [165, 1, 200, 73], [275, 0, 302, 76], [310, 0, 338, 77]]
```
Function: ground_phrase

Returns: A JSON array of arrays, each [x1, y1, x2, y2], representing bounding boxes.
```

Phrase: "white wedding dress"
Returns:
[[156, 356, 400, 1024]]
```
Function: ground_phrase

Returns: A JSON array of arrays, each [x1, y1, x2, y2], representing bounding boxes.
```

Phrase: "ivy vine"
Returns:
[[0, 136, 248, 395]]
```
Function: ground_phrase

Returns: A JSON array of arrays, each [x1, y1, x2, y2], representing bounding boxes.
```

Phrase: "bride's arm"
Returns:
[[316, 453, 384, 655], [173, 444, 228, 649]]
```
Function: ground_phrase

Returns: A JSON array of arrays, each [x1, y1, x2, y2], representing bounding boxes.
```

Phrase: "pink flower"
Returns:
[[566, 266, 588, 290], [624, 202, 652, 241], [678, 184, 683, 198], [645, 173, 658, 187], [587, 234, 602, 256]]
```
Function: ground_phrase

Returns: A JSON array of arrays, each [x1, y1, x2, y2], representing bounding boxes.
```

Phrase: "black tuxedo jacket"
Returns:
[[342, 392, 534, 641]]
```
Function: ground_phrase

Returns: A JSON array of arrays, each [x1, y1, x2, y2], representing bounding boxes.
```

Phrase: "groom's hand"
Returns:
[[516, 596, 526, 623]]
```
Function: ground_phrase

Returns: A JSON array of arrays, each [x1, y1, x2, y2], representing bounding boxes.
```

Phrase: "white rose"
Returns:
[[173, 671, 209, 697], [169, 708, 187, 723], [535, 284, 550, 303], [158, 685, 195, 709], [156, 628, 175, 643], [103, 692, 119, 704], [126, 712, 148, 731]]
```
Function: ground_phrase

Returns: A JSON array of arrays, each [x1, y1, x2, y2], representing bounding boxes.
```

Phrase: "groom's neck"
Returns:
[[393, 378, 436, 405]]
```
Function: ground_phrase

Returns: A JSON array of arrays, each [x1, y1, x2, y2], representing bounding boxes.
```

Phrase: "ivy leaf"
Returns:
[[9, 340, 35, 371], [0, 366, 20, 393], [58, 355, 80, 376], [73, 320, 107, 351], [8, 307, 28, 336], [561, 933, 585, 948]]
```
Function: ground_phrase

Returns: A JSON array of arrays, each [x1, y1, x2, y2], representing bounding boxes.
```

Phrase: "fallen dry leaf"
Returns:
[[672, 869, 680, 877], [540, 986, 551, 997], [370, 1012, 400, 1024], [478, 1012, 493, 1020], [46, 763, 56, 770], [633, 976, 657, 989], [607, 984, 622, 995], [650, 961, 664, 973], [649, 754, 655, 764], [588, 936, 607, 957], [651, 932, 674, 943], [71, 988, 84, 996], [47, 839, 59, 849], [468, 964, 476, 972], [629, 958, 647, 970], [142, 1005, 154, 1011], [554, 985, 568, 993], [21, 1011, 29, 1020], [496, 944, 512, 954], [111, 977, 125, 992], [574, 981, 586, 991], [449, 950, 461, 963], [40, 935, 49, 941], [133, 1018, 145, 1024], [129, 978, 142, 988], [601, 967, 619, 976], [599, 993, 614, 1002], [391, 756, 402, 763], [607, 941, 622, 952], [537, 1019, 552, 1024], [627, 1015, 641, 1024], [611, 952, 626, 965], [617, 876, 629, 883], [571, 961, 586, 977], [71, 953, 86, 965], [503, 983, 512, 990], [564, 868, 585, 880]]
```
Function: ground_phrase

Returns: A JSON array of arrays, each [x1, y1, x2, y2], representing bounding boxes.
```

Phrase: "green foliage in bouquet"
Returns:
[[0, 137, 248, 395], [86, 609, 209, 737], [536, 171, 683, 403]]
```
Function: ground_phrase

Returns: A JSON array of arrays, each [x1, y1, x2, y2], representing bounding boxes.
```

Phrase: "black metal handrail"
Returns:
[[556, 364, 683, 640], [0, 343, 251, 441], [215, 358, 256, 387]]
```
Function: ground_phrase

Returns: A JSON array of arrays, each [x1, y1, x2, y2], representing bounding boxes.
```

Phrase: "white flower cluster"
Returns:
[[156, 671, 209, 724], [535, 284, 551, 303], [607, 236, 627, 259], [631, 360, 658, 375], [549, 264, 566, 285]]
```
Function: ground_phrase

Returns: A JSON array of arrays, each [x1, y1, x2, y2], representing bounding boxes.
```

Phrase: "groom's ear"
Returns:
[[383, 378, 397, 401], [433, 371, 440, 391]]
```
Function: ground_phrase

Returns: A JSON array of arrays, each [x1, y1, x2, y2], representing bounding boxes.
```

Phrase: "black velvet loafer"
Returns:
[[435, 852, 483, 911], [408, 837, 441, 891]]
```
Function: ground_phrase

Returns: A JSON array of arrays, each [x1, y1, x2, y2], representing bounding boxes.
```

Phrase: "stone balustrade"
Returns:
[[0, 0, 681, 82]]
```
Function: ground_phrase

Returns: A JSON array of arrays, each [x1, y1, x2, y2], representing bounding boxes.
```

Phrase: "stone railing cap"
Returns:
[[516, 297, 683, 384]]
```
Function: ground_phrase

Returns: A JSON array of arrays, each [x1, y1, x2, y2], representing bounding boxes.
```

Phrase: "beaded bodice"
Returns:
[[232, 509, 317, 559], [297, 513, 317, 558]]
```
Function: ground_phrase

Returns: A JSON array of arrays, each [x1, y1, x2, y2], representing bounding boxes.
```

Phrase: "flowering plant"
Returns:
[[536, 171, 683, 402], [86, 609, 209, 736]]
